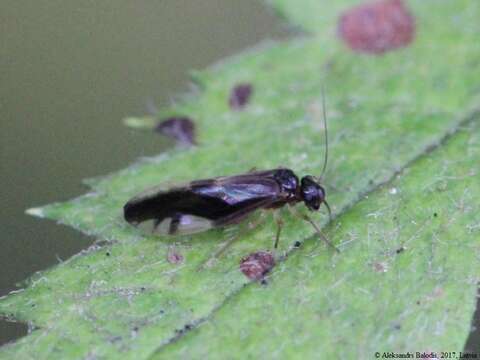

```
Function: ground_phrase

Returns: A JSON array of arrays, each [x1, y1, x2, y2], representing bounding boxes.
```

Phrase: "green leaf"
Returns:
[[1, 0, 480, 358], [155, 119, 480, 358]]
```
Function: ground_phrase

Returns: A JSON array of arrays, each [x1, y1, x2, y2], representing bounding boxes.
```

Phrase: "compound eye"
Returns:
[[303, 185, 320, 210], [300, 176, 326, 211], [318, 186, 326, 202]]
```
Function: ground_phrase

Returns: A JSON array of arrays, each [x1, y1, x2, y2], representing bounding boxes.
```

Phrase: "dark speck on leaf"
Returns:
[[395, 246, 405, 254], [433, 212, 438, 218], [229, 83, 253, 110], [105, 252, 110, 257], [174, 324, 192, 335], [155, 116, 196, 146], [240, 251, 275, 281], [294, 241, 302, 248], [338, 0, 415, 55]]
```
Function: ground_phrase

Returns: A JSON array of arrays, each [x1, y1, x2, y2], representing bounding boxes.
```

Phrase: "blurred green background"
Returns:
[[0, 0, 288, 345]]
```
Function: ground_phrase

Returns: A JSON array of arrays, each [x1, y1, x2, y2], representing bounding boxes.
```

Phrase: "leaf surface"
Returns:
[[1, 0, 480, 358]]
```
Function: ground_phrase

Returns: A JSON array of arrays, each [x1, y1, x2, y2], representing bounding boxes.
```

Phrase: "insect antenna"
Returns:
[[323, 200, 332, 223], [319, 86, 329, 181]]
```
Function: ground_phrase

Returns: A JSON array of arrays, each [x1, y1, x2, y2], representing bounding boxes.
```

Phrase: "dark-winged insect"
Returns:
[[124, 91, 336, 255]]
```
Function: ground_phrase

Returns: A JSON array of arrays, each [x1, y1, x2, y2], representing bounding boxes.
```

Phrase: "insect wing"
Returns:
[[124, 170, 283, 235], [190, 173, 281, 206]]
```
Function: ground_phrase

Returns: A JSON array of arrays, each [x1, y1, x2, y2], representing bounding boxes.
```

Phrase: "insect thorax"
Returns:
[[273, 168, 299, 197]]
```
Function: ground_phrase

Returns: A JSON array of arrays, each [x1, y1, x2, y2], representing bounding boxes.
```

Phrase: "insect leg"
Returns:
[[219, 214, 266, 257], [287, 205, 340, 253], [153, 218, 162, 232], [152, 214, 181, 234], [199, 211, 267, 269], [198, 234, 240, 270], [168, 213, 181, 235], [273, 211, 284, 249]]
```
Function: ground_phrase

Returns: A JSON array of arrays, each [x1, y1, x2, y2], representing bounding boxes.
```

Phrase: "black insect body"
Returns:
[[123, 168, 333, 250]]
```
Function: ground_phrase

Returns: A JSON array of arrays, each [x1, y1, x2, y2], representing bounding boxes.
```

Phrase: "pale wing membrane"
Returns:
[[149, 197, 277, 236], [153, 215, 214, 236]]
